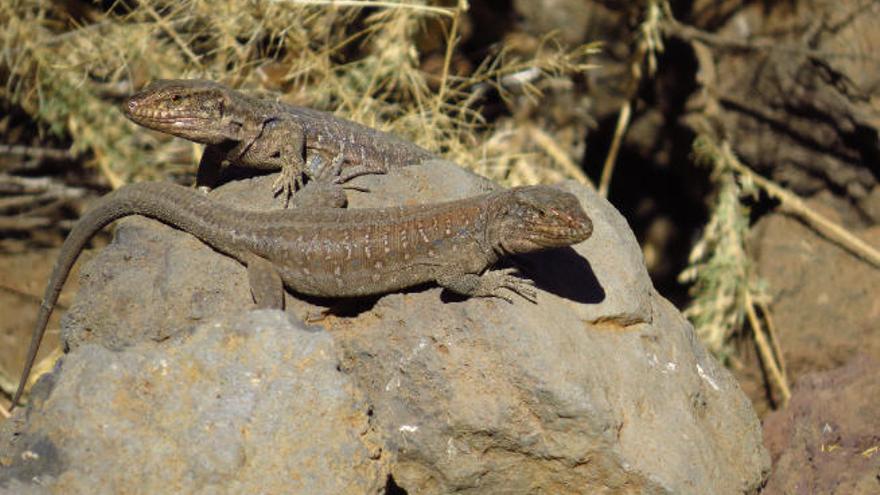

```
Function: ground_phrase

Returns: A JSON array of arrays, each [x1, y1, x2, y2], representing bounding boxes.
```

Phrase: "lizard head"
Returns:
[[491, 186, 592, 254], [122, 79, 243, 144]]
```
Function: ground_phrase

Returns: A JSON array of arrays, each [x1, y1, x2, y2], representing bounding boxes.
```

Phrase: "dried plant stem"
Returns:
[[434, 2, 463, 107], [598, 101, 630, 197], [141, 2, 202, 67], [512, 157, 538, 185], [92, 149, 125, 189], [598, 1, 665, 197], [0, 144, 78, 162], [0, 367, 17, 414], [528, 125, 593, 188], [288, 0, 457, 17], [745, 291, 791, 406], [758, 299, 788, 382], [719, 142, 880, 268]]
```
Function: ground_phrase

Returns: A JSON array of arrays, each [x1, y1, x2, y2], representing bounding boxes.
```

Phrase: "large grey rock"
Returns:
[[1, 311, 385, 494], [1, 161, 769, 493]]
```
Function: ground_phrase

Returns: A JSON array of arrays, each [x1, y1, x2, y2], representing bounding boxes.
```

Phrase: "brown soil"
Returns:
[[0, 247, 90, 411], [762, 355, 880, 494]]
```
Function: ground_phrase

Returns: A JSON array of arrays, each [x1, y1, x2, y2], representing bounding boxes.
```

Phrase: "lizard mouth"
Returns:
[[526, 216, 593, 247], [123, 106, 212, 131], [501, 222, 592, 254], [124, 102, 197, 122], [133, 114, 209, 127], [531, 226, 592, 247]]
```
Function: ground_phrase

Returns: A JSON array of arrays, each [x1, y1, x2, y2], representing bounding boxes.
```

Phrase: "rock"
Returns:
[[0, 311, 385, 494], [2, 161, 769, 493], [735, 205, 880, 414], [762, 355, 880, 494], [683, 0, 879, 206]]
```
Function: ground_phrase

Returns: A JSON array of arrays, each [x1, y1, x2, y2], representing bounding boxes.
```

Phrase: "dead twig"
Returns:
[[285, 0, 458, 18], [598, 101, 630, 196], [0, 174, 89, 234], [758, 299, 788, 383], [140, 2, 202, 67], [0, 216, 52, 231], [598, 0, 666, 197], [660, 10, 880, 62], [527, 125, 593, 188], [717, 141, 880, 269], [0, 144, 79, 163], [0, 174, 88, 208], [745, 291, 791, 406]]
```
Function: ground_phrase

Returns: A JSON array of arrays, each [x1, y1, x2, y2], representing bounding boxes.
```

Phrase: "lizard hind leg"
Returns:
[[309, 147, 346, 185], [245, 253, 285, 310], [288, 152, 349, 209]]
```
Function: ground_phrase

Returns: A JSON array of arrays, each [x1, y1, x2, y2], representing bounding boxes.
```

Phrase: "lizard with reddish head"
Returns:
[[10, 180, 592, 410]]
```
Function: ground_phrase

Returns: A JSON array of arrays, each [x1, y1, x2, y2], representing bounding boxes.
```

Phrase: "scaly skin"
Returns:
[[10, 182, 591, 410], [122, 79, 437, 203]]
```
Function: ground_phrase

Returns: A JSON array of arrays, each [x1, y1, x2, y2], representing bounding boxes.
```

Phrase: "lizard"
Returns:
[[122, 79, 438, 203], [9, 179, 592, 410]]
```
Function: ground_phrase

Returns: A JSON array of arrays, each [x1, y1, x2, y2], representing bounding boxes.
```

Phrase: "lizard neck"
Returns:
[[483, 190, 516, 259]]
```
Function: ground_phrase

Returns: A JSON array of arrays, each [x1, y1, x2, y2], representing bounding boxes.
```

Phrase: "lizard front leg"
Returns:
[[195, 142, 238, 192], [436, 267, 538, 303], [235, 117, 307, 207]]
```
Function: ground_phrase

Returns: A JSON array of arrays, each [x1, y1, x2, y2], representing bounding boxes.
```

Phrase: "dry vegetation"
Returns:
[[0, 0, 597, 190]]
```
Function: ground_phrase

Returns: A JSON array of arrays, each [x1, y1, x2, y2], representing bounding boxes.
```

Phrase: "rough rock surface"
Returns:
[[1, 161, 769, 493], [685, 0, 880, 206], [0, 311, 384, 494], [761, 355, 880, 494]]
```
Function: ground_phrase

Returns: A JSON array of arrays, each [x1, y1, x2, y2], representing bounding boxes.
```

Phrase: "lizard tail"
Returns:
[[10, 182, 240, 411]]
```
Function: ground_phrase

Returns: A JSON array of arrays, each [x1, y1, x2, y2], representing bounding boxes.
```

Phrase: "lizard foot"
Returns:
[[272, 165, 306, 207], [438, 268, 537, 304], [288, 151, 349, 209], [480, 268, 538, 303]]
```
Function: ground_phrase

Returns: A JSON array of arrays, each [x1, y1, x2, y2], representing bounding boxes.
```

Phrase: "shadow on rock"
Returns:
[[514, 247, 605, 305]]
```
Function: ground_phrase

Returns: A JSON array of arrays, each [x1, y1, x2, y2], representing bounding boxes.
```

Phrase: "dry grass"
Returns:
[[0, 0, 598, 189]]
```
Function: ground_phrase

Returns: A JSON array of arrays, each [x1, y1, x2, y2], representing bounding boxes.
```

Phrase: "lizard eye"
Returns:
[[171, 94, 182, 103]]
